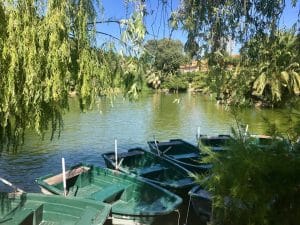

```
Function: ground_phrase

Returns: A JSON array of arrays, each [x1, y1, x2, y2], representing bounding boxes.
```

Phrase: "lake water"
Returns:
[[0, 92, 292, 191], [0, 92, 292, 224]]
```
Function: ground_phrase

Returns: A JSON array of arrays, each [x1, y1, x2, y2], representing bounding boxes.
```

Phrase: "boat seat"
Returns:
[[10, 208, 34, 225], [68, 185, 79, 196], [158, 140, 183, 146], [9, 203, 42, 225], [169, 152, 199, 159], [75, 206, 100, 225], [91, 185, 125, 202], [120, 185, 134, 201], [135, 164, 166, 175]]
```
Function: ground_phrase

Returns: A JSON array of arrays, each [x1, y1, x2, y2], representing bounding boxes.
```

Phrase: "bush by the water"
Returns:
[[160, 72, 208, 92], [160, 74, 189, 92], [198, 131, 300, 225]]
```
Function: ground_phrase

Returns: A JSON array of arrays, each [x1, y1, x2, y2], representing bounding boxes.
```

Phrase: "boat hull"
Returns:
[[0, 192, 110, 225], [36, 164, 182, 225], [110, 211, 180, 225], [189, 185, 212, 220]]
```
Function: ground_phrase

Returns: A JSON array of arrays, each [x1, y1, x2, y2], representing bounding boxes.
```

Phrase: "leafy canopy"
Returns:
[[170, 0, 300, 107], [143, 38, 187, 74], [172, 0, 299, 55], [142, 38, 188, 89], [244, 31, 300, 104], [0, 0, 146, 150], [212, 30, 300, 107]]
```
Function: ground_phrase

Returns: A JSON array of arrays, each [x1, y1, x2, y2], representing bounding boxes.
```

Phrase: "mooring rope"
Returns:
[[174, 209, 181, 225], [184, 195, 192, 225]]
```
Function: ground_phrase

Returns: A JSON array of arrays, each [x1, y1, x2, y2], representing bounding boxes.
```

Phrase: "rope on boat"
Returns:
[[174, 209, 181, 225], [183, 195, 192, 225], [162, 146, 172, 154]]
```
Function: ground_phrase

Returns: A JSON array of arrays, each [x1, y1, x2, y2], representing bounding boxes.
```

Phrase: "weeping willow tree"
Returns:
[[0, 0, 146, 150], [170, 0, 299, 105]]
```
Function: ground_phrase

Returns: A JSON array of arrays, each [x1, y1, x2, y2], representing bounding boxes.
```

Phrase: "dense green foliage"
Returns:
[[197, 114, 300, 225], [172, 0, 299, 54], [243, 31, 300, 104], [170, 0, 299, 107], [206, 31, 300, 106], [160, 74, 189, 92], [142, 38, 188, 89], [0, 0, 145, 150], [159, 71, 207, 92], [143, 39, 187, 74]]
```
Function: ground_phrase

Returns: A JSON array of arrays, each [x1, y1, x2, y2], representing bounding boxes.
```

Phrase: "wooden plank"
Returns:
[[43, 166, 90, 185]]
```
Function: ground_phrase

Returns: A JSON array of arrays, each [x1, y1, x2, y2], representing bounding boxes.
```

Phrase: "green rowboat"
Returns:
[[198, 134, 231, 152], [188, 185, 212, 220], [148, 139, 211, 173], [36, 164, 182, 225], [0, 192, 110, 225], [102, 148, 196, 197]]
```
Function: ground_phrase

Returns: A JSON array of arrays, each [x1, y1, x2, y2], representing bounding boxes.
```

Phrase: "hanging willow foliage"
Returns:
[[0, 0, 146, 150], [171, 0, 299, 54]]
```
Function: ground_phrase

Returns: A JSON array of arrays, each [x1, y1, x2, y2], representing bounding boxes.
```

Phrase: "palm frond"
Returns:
[[252, 73, 267, 96]]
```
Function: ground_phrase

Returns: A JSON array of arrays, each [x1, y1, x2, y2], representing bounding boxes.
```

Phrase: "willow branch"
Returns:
[[95, 31, 123, 42], [88, 20, 125, 25], [94, 31, 130, 50]]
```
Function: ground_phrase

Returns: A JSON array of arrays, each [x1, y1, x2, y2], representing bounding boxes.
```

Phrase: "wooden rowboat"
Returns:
[[188, 185, 212, 220], [148, 139, 212, 173], [102, 147, 196, 197], [198, 134, 231, 152], [35, 163, 182, 225]]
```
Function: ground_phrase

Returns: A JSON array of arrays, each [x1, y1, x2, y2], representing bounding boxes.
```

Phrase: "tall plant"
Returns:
[[241, 31, 300, 106], [197, 116, 300, 225]]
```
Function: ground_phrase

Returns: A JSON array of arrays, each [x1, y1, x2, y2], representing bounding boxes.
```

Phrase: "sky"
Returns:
[[96, 0, 185, 46], [96, 0, 300, 51]]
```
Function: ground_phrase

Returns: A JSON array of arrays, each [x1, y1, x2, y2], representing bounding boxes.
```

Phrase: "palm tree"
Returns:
[[243, 31, 300, 105]]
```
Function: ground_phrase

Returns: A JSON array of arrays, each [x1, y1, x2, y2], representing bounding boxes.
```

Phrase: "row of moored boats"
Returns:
[[1, 134, 278, 225]]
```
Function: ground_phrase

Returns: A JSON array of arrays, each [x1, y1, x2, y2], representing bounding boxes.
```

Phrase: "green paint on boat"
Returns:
[[148, 139, 212, 173], [35, 164, 182, 224], [0, 192, 110, 225], [102, 148, 196, 196]]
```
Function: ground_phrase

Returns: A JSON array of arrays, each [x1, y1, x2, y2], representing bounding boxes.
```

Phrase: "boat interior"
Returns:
[[105, 149, 187, 182], [38, 164, 182, 216], [41, 165, 129, 204], [152, 140, 200, 156], [200, 137, 230, 147], [0, 192, 106, 225]]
